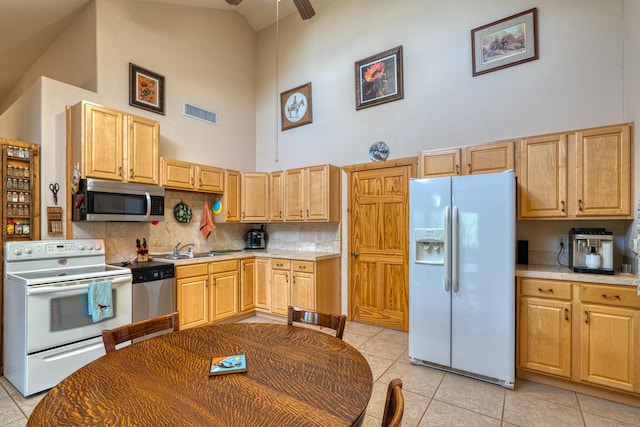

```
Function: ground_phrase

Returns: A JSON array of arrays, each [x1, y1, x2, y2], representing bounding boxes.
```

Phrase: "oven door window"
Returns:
[[26, 276, 132, 354], [50, 291, 118, 331]]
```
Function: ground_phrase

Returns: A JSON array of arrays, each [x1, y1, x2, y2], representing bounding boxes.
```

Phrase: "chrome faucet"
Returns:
[[173, 242, 195, 257]]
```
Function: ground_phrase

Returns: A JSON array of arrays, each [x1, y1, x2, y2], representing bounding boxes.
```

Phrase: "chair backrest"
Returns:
[[287, 306, 347, 339], [381, 378, 404, 427], [102, 312, 180, 354]]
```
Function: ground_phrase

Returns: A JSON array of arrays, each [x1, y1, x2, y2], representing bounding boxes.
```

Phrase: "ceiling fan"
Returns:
[[225, 0, 315, 20]]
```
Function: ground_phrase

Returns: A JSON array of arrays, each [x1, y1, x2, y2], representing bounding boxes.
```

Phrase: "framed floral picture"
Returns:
[[355, 46, 403, 110], [129, 63, 165, 115], [471, 8, 538, 77], [280, 82, 312, 131]]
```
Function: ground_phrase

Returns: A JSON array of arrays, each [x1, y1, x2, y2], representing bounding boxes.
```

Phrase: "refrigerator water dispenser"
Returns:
[[414, 228, 445, 264]]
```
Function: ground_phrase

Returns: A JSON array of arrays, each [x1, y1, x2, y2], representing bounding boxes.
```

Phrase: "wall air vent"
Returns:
[[183, 102, 218, 125]]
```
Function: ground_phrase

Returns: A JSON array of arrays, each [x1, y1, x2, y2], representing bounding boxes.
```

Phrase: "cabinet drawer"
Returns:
[[271, 259, 291, 270], [210, 260, 238, 274], [520, 278, 572, 300], [580, 284, 640, 309], [292, 260, 314, 273], [176, 263, 208, 279]]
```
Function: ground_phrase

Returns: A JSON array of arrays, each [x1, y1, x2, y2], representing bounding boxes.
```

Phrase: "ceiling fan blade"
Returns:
[[292, 0, 315, 20], [225, 0, 242, 5]]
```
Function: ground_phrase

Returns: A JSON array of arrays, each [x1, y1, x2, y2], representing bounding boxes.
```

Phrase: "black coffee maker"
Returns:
[[244, 225, 267, 249]]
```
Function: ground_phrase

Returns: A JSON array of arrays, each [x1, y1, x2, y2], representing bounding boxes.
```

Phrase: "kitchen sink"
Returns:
[[154, 249, 242, 261]]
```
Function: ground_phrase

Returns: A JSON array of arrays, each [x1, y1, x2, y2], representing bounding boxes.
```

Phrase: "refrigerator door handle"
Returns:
[[444, 206, 451, 292], [452, 206, 459, 293]]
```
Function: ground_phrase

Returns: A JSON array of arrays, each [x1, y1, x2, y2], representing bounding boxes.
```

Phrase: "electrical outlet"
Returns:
[[557, 235, 568, 249]]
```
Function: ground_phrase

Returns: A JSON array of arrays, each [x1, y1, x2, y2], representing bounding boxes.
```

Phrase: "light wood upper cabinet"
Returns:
[[269, 171, 285, 222], [571, 124, 632, 217], [241, 172, 269, 222], [69, 101, 159, 184], [214, 169, 240, 223], [518, 123, 632, 220], [285, 165, 340, 222], [418, 140, 514, 178], [518, 133, 568, 219], [160, 157, 193, 189], [418, 148, 461, 178], [160, 157, 224, 193]]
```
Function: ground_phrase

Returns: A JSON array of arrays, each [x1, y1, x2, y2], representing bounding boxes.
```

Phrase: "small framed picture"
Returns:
[[280, 82, 312, 131], [355, 46, 403, 110], [471, 8, 538, 77], [129, 63, 165, 115]]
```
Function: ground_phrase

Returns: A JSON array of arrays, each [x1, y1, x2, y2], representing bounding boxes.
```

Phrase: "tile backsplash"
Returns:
[[72, 190, 340, 264]]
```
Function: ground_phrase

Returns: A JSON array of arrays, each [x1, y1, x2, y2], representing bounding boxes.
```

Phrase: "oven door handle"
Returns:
[[27, 275, 132, 295]]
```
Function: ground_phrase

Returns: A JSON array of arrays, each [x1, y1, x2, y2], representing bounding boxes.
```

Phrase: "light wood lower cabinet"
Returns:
[[240, 259, 255, 312], [270, 259, 291, 315], [209, 260, 239, 322], [255, 259, 270, 310], [517, 277, 640, 397], [176, 264, 209, 330]]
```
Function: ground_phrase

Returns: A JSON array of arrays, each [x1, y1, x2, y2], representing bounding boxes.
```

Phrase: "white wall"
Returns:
[[256, 0, 625, 171]]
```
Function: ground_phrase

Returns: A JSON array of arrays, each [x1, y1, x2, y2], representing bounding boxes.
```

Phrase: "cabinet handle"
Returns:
[[564, 308, 569, 321], [286, 273, 289, 284], [226, 211, 230, 217], [306, 209, 309, 217], [191, 178, 194, 185], [293, 275, 296, 284], [538, 288, 554, 294], [130, 169, 134, 178], [468, 163, 472, 174], [205, 279, 208, 288], [299, 209, 302, 217], [199, 179, 202, 186], [351, 252, 359, 258], [601, 293, 621, 300], [455, 165, 460, 175], [560, 201, 565, 213], [242, 212, 245, 218], [578, 199, 584, 211], [584, 310, 589, 324], [214, 279, 217, 286], [118, 166, 122, 176]]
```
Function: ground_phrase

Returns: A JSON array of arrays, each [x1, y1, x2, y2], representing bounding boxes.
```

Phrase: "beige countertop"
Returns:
[[150, 250, 341, 266], [516, 264, 637, 287]]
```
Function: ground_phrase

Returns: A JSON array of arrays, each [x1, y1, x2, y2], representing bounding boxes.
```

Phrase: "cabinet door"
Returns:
[[285, 168, 305, 221], [519, 297, 572, 377], [210, 270, 239, 321], [291, 271, 315, 310], [84, 103, 124, 181], [255, 259, 270, 310], [269, 171, 285, 221], [127, 114, 159, 184], [160, 157, 194, 189], [240, 259, 255, 312], [580, 303, 639, 392], [463, 140, 514, 175], [305, 165, 330, 221], [572, 124, 632, 217], [176, 275, 208, 329], [241, 172, 269, 222], [196, 165, 224, 193], [518, 134, 568, 218], [418, 148, 461, 178], [270, 269, 290, 315], [213, 169, 240, 223]]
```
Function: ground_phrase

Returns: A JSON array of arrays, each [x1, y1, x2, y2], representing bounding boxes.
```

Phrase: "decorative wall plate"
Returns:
[[174, 201, 192, 223], [369, 141, 389, 162], [213, 199, 223, 215]]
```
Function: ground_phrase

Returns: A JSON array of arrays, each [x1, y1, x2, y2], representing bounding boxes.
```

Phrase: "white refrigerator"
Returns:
[[408, 171, 515, 388]]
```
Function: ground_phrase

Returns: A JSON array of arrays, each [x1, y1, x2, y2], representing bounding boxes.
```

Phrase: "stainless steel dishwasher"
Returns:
[[128, 261, 176, 340]]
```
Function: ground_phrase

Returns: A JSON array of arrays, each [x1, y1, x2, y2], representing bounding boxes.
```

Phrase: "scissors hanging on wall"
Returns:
[[49, 183, 59, 205]]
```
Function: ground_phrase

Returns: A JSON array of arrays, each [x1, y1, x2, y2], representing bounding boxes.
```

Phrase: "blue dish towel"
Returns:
[[88, 280, 114, 323]]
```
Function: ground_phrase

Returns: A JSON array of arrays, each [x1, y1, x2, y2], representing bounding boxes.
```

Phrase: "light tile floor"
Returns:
[[2, 315, 640, 426]]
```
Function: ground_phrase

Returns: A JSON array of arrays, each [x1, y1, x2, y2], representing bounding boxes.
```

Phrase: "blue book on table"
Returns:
[[209, 354, 247, 376]]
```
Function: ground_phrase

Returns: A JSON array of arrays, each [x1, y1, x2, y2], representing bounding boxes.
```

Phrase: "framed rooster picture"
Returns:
[[471, 8, 538, 77], [355, 46, 403, 110], [129, 63, 165, 114]]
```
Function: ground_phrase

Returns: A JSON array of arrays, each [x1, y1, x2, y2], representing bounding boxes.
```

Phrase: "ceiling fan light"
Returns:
[[292, 0, 315, 20]]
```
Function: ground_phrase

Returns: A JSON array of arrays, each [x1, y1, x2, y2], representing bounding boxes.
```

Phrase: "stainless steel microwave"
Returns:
[[72, 179, 164, 222]]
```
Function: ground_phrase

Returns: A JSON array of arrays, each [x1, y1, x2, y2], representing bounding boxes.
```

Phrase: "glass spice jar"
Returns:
[[22, 220, 29, 235], [24, 148, 29, 159], [6, 219, 15, 235], [15, 221, 22, 235]]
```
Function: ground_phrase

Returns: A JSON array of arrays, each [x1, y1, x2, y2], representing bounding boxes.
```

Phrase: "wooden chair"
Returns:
[[381, 378, 404, 427], [287, 306, 347, 339], [102, 312, 180, 354]]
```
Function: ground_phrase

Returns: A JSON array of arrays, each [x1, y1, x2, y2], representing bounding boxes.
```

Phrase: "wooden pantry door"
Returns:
[[344, 158, 416, 331]]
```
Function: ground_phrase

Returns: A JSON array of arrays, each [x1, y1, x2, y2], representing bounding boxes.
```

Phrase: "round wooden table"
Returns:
[[27, 323, 373, 426]]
